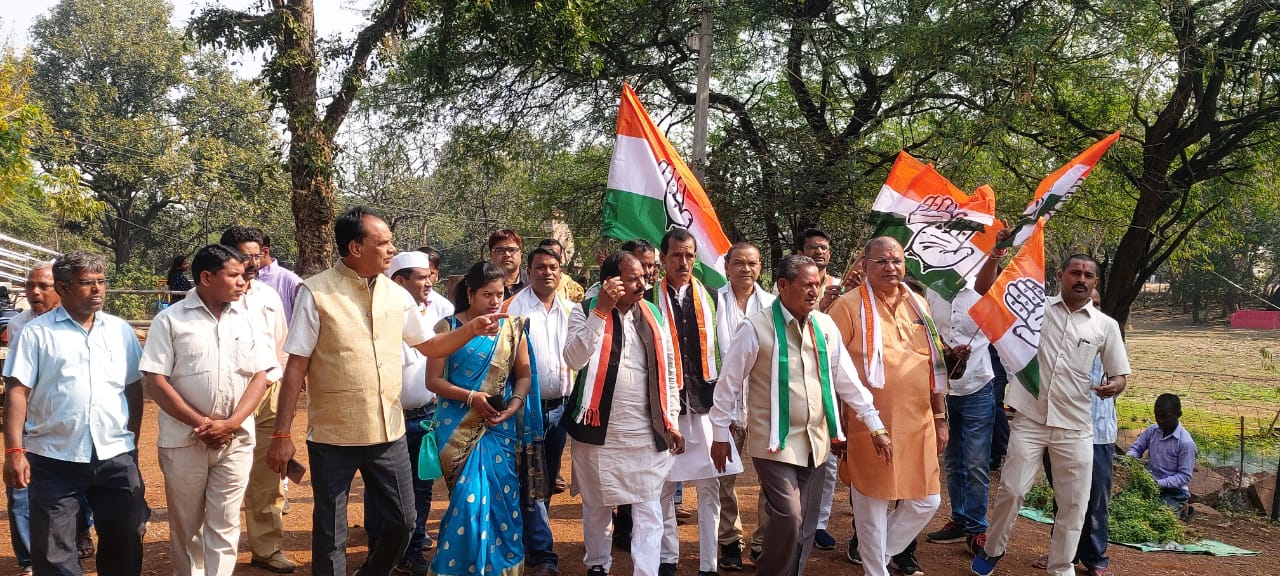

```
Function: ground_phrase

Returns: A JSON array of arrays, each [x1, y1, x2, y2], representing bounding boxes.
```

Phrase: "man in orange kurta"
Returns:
[[828, 237, 948, 576]]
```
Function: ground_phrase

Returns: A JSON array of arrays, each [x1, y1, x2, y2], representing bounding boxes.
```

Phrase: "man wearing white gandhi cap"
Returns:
[[364, 249, 441, 574]]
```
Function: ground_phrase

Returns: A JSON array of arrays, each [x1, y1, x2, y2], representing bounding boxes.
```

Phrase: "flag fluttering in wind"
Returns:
[[869, 152, 1003, 300], [968, 220, 1047, 398], [1001, 131, 1121, 248], [603, 83, 730, 288]]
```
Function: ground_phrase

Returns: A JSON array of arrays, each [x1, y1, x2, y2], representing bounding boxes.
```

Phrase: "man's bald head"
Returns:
[[862, 235, 902, 256]]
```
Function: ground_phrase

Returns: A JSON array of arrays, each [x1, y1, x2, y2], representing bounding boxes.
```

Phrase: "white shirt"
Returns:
[[235, 281, 288, 382], [425, 289, 455, 322], [925, 287, 995, 397], [715, 283, 775, 361], [5, 308, 36, 350], [710, 306, 883, 442], [505, 288, 574, 400], [283, 282, 433, 357], [400, 301, 440, 410], [1014, 295, 1132, 431], [140, 290, 278, 448]]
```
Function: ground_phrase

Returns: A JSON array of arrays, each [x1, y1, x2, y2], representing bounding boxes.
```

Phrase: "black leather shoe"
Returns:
[[719, 542, 744, 572], [658, 563, 678, 576]]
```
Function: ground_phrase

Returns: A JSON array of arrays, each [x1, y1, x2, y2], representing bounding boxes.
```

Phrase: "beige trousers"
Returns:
[[158, 433, 255, 576], [717, 425, 747, 546], [244, 381, 287, 559], [986, 413, 1093, 576]]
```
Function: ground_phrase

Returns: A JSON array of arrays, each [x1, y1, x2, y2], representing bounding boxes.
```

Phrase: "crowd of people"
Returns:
[[0, 205, 1200, 576]]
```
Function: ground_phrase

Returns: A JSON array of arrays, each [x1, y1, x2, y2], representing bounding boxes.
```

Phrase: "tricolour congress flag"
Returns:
[[1002, 131, 1120, 248], [869, 152, 1003, 300], [604, 83, 730, 288], [969, 219, 1047, 398]]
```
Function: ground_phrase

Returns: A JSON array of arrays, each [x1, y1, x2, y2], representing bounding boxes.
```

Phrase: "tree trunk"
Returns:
[[290, 124, 336, 276]]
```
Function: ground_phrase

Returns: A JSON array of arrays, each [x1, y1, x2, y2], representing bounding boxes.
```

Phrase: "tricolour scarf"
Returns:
[[655, 277, 718, 388], [858, 282, 948, 393], [767, 300, 844, 452], [574, 300, 672, 429]]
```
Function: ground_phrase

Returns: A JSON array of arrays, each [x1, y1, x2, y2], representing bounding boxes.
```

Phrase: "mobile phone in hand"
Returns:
[[486, 395, 509, 413], [286, 458, 306, 484]]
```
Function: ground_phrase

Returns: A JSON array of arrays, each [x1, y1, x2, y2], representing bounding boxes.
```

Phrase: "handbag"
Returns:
[[417, 418, 443, 481]]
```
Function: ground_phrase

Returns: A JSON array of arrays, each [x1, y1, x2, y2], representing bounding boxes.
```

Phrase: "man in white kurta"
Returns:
[[140, 245, 276, 576], [714, 242, 774, 571], [564, 251, 682, 576], [651, 229, 740, 576]]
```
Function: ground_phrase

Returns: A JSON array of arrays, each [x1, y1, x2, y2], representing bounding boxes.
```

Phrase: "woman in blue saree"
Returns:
[[427, 262, 542, 576]]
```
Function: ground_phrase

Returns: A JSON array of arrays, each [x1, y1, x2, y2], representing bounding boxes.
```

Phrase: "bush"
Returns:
[[1024, 456, 1186, 545]]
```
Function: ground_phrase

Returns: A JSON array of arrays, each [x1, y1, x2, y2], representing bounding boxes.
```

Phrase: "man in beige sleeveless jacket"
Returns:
[[265, 207, 504, 576], [710, 255, 888, 576]]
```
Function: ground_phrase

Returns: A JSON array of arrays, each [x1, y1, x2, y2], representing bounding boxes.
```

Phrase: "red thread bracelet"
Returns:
[[5, 448, 25, 455], [271, 434, 291, 439]]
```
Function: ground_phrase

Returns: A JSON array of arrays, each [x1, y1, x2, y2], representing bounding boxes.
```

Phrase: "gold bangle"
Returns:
[[871, 428, 888, 437]]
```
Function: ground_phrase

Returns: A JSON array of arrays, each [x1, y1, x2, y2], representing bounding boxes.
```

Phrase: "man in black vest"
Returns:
[[564, 251, 684, 576]]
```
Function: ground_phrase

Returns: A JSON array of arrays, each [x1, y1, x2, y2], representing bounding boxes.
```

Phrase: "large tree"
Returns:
[[191, 0, 431, 275], [996, 0, 1280, 328], [382, 0, 1028, 268], [30, 0, 281, 265]]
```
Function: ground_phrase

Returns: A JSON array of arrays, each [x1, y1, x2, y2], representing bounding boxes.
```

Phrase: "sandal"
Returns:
[[1030, 555, 1049, 570], [77, 534, 95, 560]]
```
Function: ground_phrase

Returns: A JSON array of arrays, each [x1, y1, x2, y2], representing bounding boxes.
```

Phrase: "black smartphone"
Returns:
[[486, 395, 509, 413], [286, 458, 306, 484]]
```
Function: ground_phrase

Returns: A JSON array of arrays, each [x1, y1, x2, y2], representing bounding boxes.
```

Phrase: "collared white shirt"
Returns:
[[709, 305, 883, 442], [1010, 295, 1131, 431], [400, 301, 439, 410], [926, 287, 995, 396], [5, 308, 36, 351], [715, 283, 775, 361], [425, 289, 455, 322], [506, 288, 574, 399], [140, 290, 278, 448], [3, 307, 142, 462], [283, 280, 433, 357], [235, 281, 288, 381]]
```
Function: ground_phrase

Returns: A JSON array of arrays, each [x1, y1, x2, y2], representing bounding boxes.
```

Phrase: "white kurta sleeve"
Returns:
[[563, 305, 604, 370], [832, 341, 884, 432], [710, 321, 758, 442]]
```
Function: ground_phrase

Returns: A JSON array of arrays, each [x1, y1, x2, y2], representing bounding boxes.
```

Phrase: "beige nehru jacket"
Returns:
[[711, 305, 882, 468], [301, 262, 413, 445]]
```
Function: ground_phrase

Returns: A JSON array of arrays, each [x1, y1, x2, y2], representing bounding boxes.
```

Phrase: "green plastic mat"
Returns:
[[1017, 507, 1261, 557]]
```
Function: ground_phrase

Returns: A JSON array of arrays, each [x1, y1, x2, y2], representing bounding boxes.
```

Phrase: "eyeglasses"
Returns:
[[75, 279, 108, 288], [491, 247, 519, 255], [241, 253, 265, 261], [869, 258, 904, 267]]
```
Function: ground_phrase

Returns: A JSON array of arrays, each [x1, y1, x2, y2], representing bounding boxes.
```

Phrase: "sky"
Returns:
[[3, 0, 361, 72]]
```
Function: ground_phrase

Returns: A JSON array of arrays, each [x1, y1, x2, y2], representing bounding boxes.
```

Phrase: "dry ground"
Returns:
[[2, 308, 1277, 575]]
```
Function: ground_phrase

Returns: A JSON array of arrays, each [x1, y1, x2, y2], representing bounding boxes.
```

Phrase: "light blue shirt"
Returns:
[[2, 306, 143, 462], [1090, 355, 1117, 445]]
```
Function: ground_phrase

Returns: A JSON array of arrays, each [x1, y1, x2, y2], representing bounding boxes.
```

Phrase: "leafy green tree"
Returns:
[[993, 0, 1280, 328], [30, 0, 282, 266]]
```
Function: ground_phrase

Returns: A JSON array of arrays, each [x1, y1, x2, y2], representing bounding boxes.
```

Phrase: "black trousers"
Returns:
[[308, 438, 415, 576], [27, 451, 148, 576]]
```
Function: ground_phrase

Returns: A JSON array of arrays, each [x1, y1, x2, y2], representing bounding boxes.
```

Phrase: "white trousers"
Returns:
[[583, 499, 664, 576], [661, 477, 720, 571], [987, 413, 1093, 576], [816, 452, 839, 529], [158, 435, 255, 576], [850, 487, 940, 576]]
